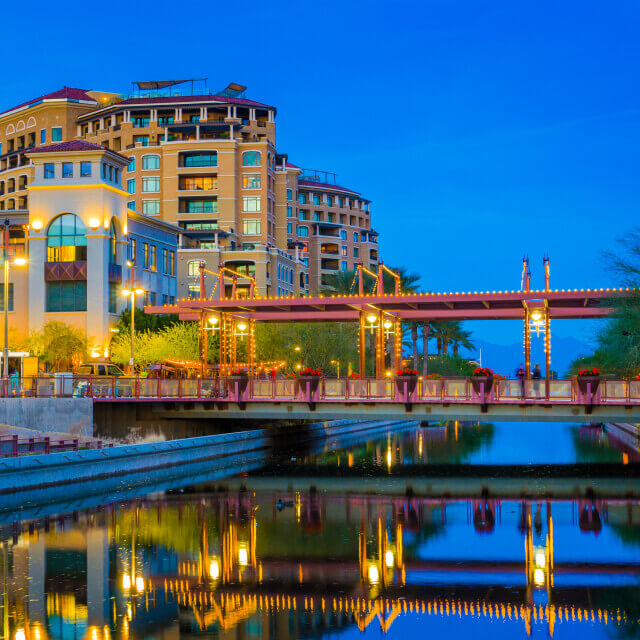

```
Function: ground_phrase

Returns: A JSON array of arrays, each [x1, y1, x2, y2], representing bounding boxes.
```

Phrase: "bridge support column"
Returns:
[[359, 312, 366, 377], [394, 318, 402, 373], [545, 303, 551, 398], [376, 310, 385, 378], [524, 307, 531, 380]]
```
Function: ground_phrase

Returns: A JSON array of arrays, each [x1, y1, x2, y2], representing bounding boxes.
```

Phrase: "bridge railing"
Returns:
[[1, 374, 639, 405]]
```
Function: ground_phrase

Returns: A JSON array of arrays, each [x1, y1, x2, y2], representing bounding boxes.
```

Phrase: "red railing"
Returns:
[[0, 434, 114, 457], [0, 375, 636, 406]]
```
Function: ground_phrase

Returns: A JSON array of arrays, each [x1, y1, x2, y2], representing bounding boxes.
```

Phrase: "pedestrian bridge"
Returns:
[[80, 375, 640, 422]]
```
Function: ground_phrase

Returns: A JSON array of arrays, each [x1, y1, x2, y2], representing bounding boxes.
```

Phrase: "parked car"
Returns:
[[76, 363, 125, 377], [74, 363, 127, 397]]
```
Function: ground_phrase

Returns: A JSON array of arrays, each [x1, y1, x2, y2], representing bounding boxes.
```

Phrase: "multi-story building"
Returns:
[[0, 79, 379, 333]]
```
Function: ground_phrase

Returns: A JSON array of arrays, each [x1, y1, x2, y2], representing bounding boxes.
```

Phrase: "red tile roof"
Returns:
[[97, 93, 275, 112], [27, 140, 129, 163], [286, 161, 301, 169], [0, 87, 95, 118], [298, 179, 361, 197], [28, 140, 106, 153]]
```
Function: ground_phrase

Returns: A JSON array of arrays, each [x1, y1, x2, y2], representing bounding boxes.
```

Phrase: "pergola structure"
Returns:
[[145, 259, 630, 381]]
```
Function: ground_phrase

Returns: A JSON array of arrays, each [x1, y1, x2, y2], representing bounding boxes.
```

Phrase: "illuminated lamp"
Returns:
[[14, 257, 26, 266], [88, 218, 101, 229], [134, 287, 144, 295], [366, 314, 377, 324], [31, 219, 43, 231], [385, 550, 394, 568], [121, 288, 131, 297], [208, 316, 219, 325], [103, 218, 109, 229]]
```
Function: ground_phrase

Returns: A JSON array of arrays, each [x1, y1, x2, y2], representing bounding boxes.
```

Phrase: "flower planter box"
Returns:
[[395, 376, 417, 402], [228, 375, 249, 401], [297, 376, 321, 402], [577, 376, 600, 402], [471, 376, 494, 398]]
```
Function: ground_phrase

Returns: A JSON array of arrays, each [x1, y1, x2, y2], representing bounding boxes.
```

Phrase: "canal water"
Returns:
[[2, 420, 639, 640]]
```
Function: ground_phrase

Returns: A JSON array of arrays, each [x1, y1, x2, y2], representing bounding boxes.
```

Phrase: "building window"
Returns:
[[127, 179, 135, 194], [108, 220, 117, 264], [182, 152, 217, 167], [47, 213, 87, 262], [287, 222, 292, 233], [0, 284, 14, 311], [128, 157, 135, 172], [313, 194, 321, 205], [40, 129, 46, 145], [298, 193, 307, 204], [142, 200, 160, 216], [162, 248, 168, 273], [109, 282, 118, 314], [44, 164, 55, 179], [129, 238, 137, 264], [169, 251, 175, 275], [127, 201, 135, 211], [46, 281, 87, 312], [314, 212, 321, 222], [353, 232, 359, 243], [243, 219, 261, 235], [298, 226, 309, 237], [51, 127, 62, 142], [298, 210, 307, 221], [353, 247, 359, 258], [142, 155, 160, 170], [340, 229, 347, 240], [341, 261, 347, 271], [185, 200, 216, 213], [133, 117, 150, 128], [149, 245, 157, 271], [327, 196, 333, 206], [134, 135, 149, 146], [242, 151, 260, 166], [188, 260, 203, 277], [361, 232, 367, 242], [341, 246, 347, 256], [339, 197, 345, 208], [143, 243, 149, 269], [80, 162, 91, 177], [181, 176, 216, 190], [242, 173, 261, 189], [142, 177, 160, 192], [242, 196, 261, 212], [286, 205, 293, 217]]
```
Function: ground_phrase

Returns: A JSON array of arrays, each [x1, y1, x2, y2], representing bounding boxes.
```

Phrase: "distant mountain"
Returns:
[[466, 336, 592, 377]]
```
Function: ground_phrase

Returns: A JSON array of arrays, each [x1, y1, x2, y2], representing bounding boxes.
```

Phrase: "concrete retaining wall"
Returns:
[[0, 398, 93, 436], [0, 428, 270, 494]]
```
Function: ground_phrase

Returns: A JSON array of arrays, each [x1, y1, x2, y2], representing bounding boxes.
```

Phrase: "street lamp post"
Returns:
[[122, 262, 145, 374], [2, 219, 26, 378], [330, 359, 340, 378]]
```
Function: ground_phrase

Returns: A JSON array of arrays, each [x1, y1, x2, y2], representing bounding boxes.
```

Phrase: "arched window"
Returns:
[[242, 151, 260, 166], [47, 214, 87, 262], [109, 219, 118, 263]]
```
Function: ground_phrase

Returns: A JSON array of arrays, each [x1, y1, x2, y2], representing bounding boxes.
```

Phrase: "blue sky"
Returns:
[[4, 0, 638, 348]]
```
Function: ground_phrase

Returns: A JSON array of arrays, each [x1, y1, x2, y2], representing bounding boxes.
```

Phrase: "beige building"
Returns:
[[0, 80, 379, 301]]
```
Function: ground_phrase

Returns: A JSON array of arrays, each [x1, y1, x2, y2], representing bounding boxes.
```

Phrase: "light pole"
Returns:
[[330, 359, 340, 378], [122, 262, 144, 374], [2, 219, 26, 378]]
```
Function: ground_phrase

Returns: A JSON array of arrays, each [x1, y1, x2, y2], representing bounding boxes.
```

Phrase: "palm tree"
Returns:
[[321, 269, 359, 295], [422, 321, 429, 377], [452, 327, 475, 358]]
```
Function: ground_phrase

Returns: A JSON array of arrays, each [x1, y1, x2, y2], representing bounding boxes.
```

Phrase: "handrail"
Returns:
[[0, 375, 633, 406]]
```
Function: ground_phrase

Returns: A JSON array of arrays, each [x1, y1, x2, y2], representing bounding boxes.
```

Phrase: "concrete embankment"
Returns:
[[0, 398, 93, 436]]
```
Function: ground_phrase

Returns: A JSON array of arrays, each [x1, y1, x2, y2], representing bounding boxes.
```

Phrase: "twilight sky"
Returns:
[[4, 0, 638, 348]]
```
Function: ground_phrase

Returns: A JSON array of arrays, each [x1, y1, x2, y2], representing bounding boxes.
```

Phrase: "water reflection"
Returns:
[[2, 488, 640, 640]]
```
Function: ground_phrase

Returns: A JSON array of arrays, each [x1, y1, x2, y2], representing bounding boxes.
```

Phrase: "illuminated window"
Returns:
[[243, 219, 261, 235], [243, 173, 261, 189], [242, 196, 261, 212], [46, 214, 87, 262], [188, 260, 203, 276]]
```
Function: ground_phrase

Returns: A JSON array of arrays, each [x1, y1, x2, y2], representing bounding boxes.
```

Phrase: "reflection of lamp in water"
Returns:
[[368, 563, 379, 584], [386, 444, 392, 468], [209, 559, 220, 580], [238, 545, 248, 566], [385, 550, 394, 568], [535, 551, 546, 569], [15, 630, 26, 640], [135, 576, 144, 592], [534, 568, 545, 586], [122, 574, 131, 590]]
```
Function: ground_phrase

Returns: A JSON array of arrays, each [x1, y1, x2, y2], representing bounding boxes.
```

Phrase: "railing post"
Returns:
[[197, 376, 202, 399], [12, 434, 18, 457], [157, 376, 162, 398], [73, 438, 79, 452], [178, 377, 182, 398], [44, 437, 50, 455]]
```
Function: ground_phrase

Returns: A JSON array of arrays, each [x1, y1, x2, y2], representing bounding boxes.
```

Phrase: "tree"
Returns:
[[321, 269, 359, 295], [109, 322, 199, 368], [27, 321, 87, 371]]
